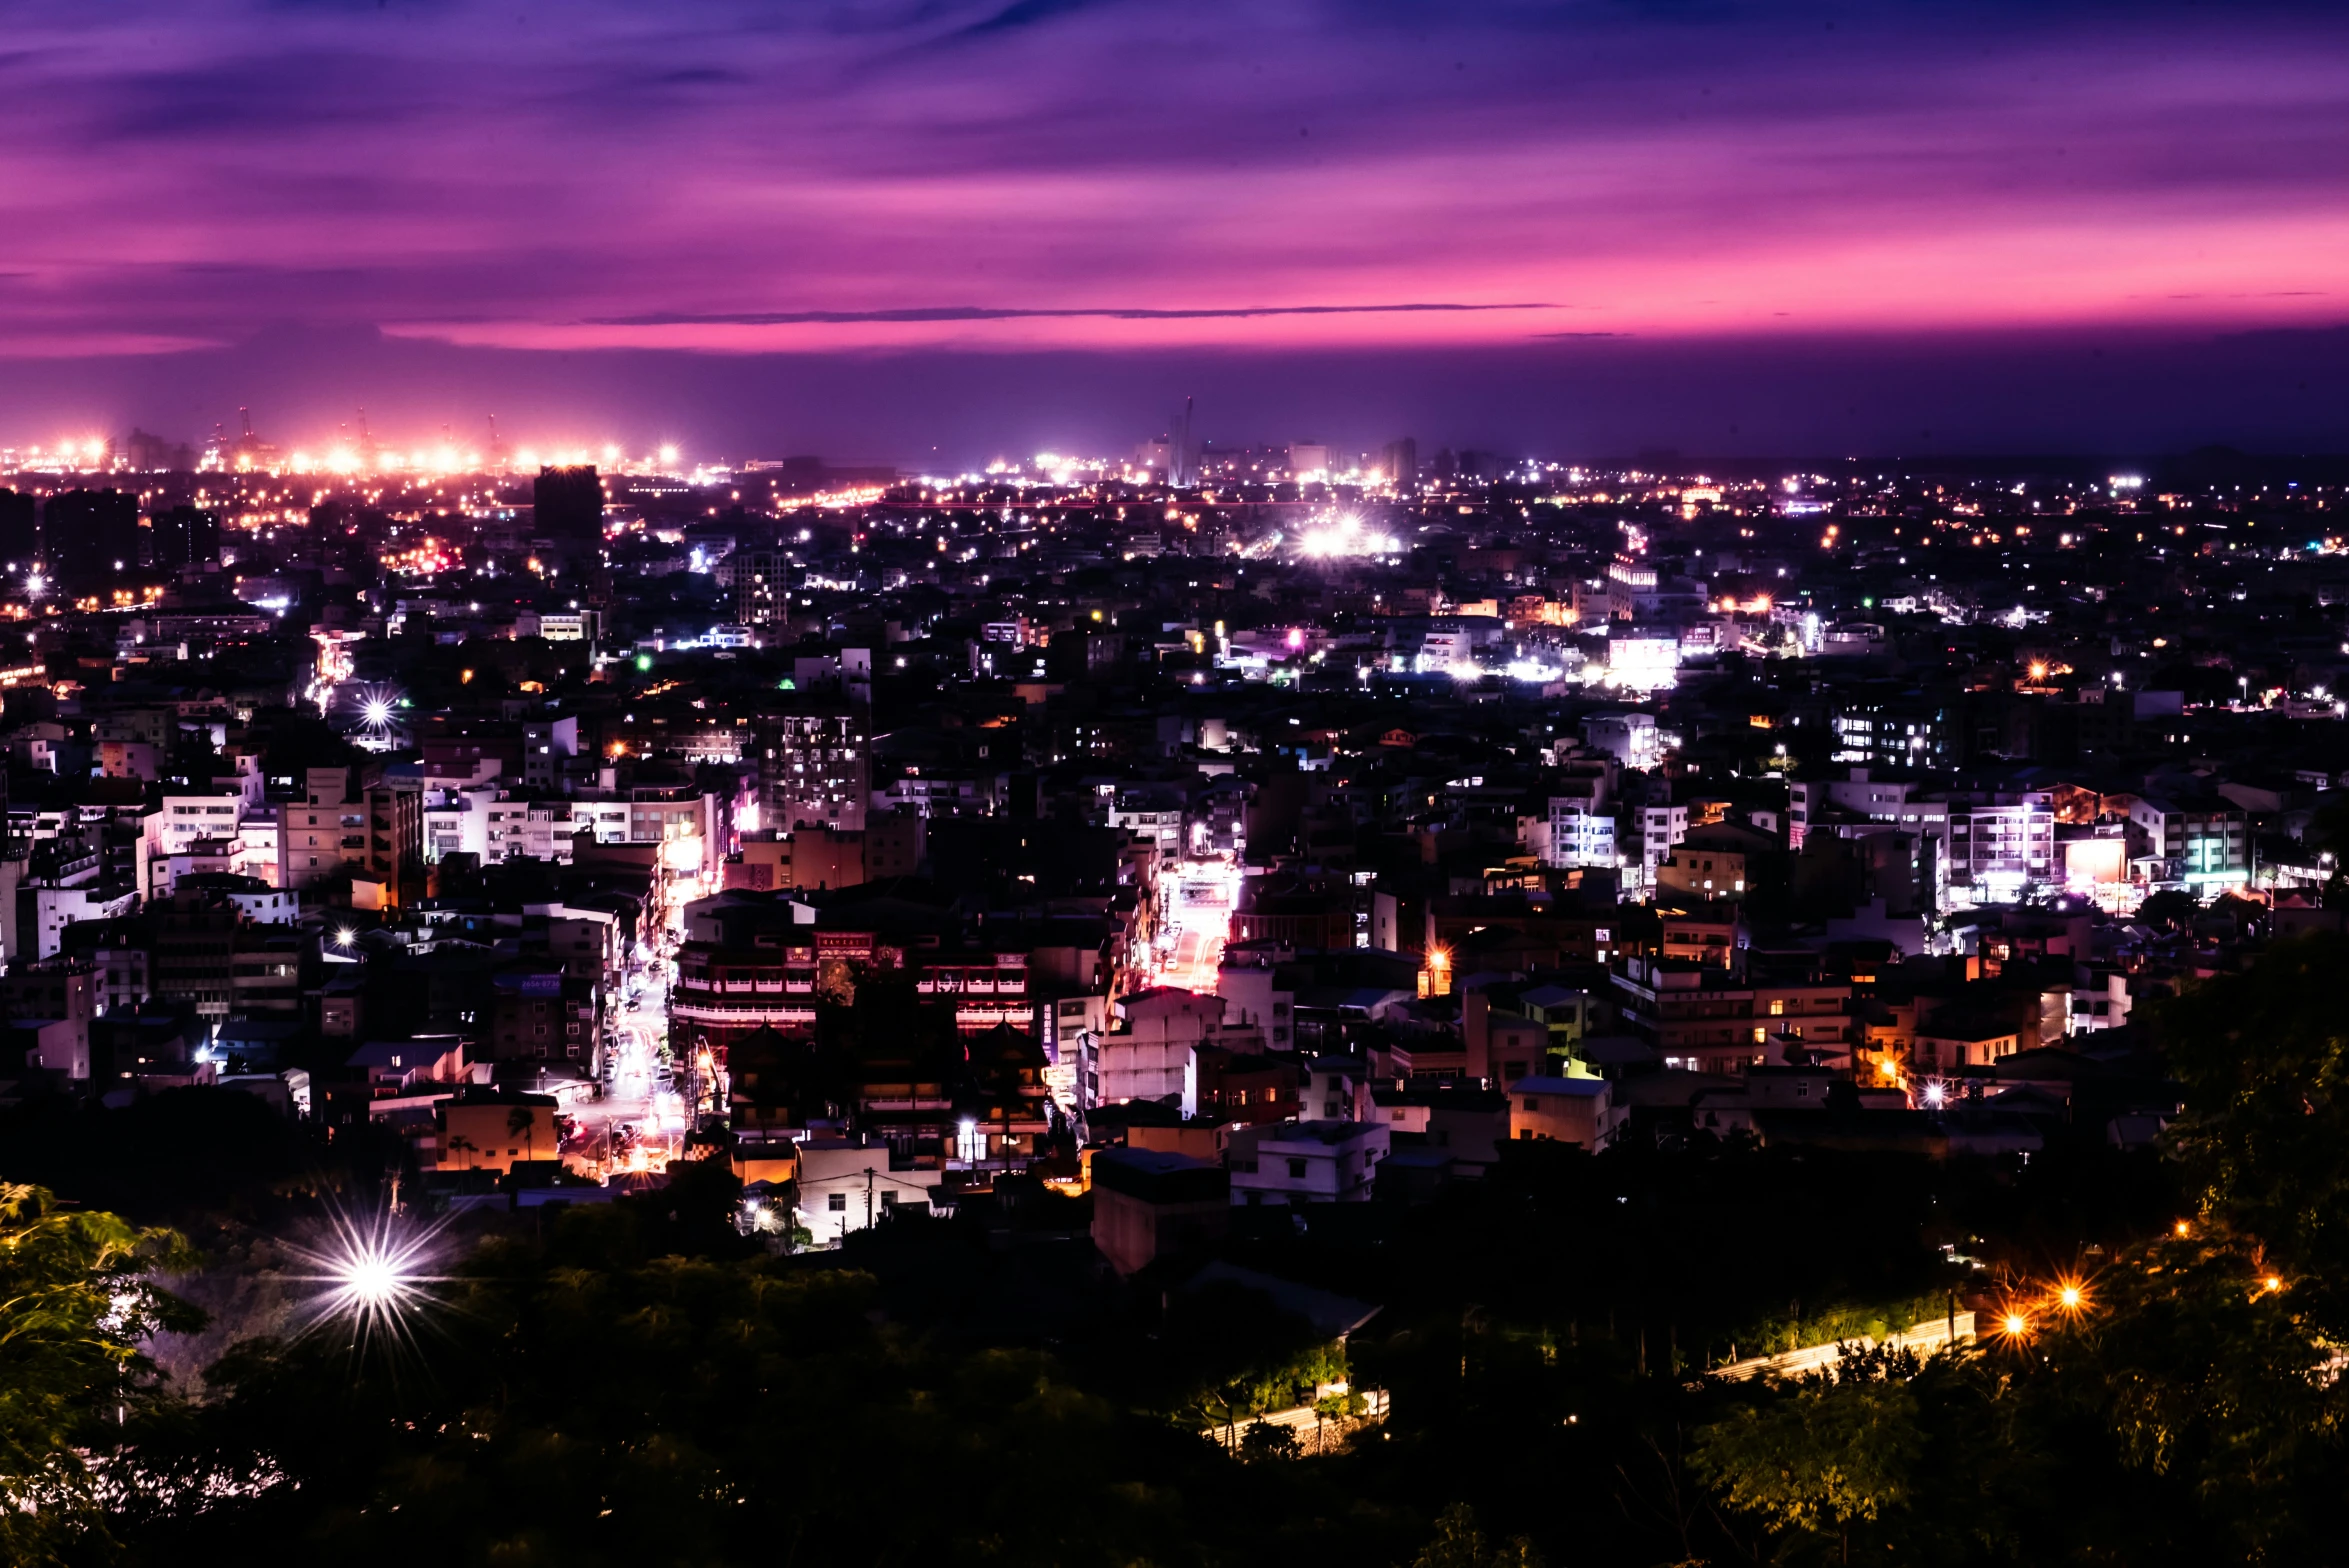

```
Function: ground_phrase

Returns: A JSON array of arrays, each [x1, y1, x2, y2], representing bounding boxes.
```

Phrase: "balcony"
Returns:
[[669, 996, 818, 1026]]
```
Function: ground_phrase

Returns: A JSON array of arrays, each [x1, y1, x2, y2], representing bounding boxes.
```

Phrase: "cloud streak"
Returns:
[[0, 0, 2345, 366], [590, 302, 1556, 326]]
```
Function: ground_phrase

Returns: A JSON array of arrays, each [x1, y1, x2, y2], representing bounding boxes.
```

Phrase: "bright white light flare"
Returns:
[[286, 1205, 455, 1361]]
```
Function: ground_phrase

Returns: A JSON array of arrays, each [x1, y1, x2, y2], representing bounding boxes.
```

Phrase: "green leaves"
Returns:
[[1691, 1376, 1923, 1545], [0, 1182, 202, 1566], [1409, 1504, 1544, 1568]]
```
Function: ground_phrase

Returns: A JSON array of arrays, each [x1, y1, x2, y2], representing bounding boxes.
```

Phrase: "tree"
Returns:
[[2135, 888, 2200, 933], [1691, 1371, 1922, 1565], [507, 1105, 537, 1163], [0, 1184, 200, 1565], [1413, 1503, 1490, 1568], [1239, 1419, 1299, 1461], [2156, 932, 2349, 1339], [1410, 1504, 1545, 1568]]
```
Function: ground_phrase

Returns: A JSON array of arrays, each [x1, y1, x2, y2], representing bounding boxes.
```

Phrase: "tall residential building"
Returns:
[[2126, 794, 2249, 891], [148, 505, 220, 571], [758, 705, 870, 834], [733, 549, 788, 630], [279, 767, 423, 903], [40, 489, 140, 589], [532, 465, 603, 540], [0, 489, 34, 570], [1545, 799, 1618, 869]]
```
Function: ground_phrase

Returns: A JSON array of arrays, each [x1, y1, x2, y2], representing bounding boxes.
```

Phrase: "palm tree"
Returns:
[[508, 1105, 538, 1162], [446, 1133, 479, 1170]]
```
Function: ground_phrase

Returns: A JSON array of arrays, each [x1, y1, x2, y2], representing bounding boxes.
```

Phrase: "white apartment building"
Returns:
[[1790, 771, 2055, 908], [1545, 799, 1619, 869], [1620, 802, 1688, 895], [153, 790, 246, 859], [1582, 711, 1663, 770], [1107, 799, 1186, 855], [1945, 799, 2056, 903]]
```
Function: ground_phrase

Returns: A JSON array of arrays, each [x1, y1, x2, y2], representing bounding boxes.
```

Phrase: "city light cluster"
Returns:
[[1295, 515, 1400, 558], [5, 431, 690, 478]]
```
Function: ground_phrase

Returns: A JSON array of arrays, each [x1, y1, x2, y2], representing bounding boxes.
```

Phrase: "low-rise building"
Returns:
[[1229, 1120, 1391, 1205], [434, 1086, 560, 1173], [794, 1136, 946, 1247], [1507, 1074, 1615, 1149], [1091, 1146, 1229, 1274]]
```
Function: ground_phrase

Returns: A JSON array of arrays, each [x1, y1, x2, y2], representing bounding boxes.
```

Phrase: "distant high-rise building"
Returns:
[[149, 505, 219, 572], [122, 428, 193, 472], [1381, 438, 1418, 486], [1286, 441, 1331, 480], [533, 465, 604, 539], [734, 549, 789, 630], [758, 704, 870, 834], [0, 490, 34, 571], [40, 489, 140, 588], [1169, 397, 1197, 488]]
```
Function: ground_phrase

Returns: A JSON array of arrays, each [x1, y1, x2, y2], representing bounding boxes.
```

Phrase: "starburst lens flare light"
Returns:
[[345, 682, 407, 751], [290, 1206, 453, 1359], [334, 1244, 416, 1311]]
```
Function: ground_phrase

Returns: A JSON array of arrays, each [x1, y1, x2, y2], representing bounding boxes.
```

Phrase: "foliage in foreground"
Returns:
[[13, 936, 2349, 1564], [0, 1184, 199, 1566]]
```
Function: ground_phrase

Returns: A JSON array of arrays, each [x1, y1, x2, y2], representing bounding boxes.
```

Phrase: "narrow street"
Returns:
[[562, 934, 689, 1177]]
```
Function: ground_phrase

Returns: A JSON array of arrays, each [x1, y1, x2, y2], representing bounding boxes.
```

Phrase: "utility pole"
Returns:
[[865, 1165, 875, 1233]]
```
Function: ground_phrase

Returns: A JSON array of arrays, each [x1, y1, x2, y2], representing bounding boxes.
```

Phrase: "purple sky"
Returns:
[[4, 0, 2347, 462]]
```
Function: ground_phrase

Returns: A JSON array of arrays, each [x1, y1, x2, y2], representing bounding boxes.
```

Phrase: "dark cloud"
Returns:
[[593, 302, 1556, 326], [6, 323, 2348, 468], [952, 0, 1103, 39]]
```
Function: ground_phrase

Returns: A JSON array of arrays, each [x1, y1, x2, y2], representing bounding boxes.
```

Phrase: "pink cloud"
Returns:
[[0, 1, 2343, 356]]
